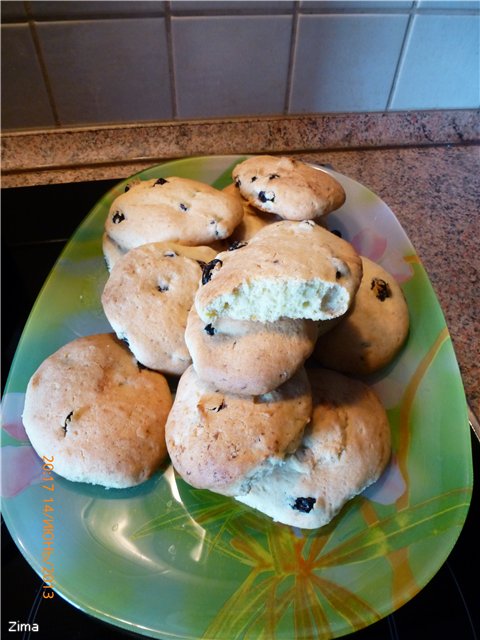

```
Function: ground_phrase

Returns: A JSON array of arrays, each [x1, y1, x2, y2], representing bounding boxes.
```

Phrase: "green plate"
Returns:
[[1, 155, 473, 639]]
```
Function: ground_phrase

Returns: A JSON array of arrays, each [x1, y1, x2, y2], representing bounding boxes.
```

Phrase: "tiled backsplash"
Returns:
[[1, 0, 479, 131]]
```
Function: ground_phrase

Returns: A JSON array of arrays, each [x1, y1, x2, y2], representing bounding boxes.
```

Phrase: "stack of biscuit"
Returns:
[[22, 156, 409, 530], [166, 156, 396, 528]]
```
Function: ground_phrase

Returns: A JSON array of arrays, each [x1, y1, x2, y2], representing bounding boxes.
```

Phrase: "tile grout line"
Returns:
[[164, 1, 178, 120], [23, 0, 61, 127], [386, 3, 416, 111], [285, 1, 300, 115]]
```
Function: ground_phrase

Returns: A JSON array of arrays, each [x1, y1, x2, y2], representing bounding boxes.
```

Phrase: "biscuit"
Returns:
[[104, 177, 243, 251], [194, 220, 362, 323], [232, 155, 346, 221], [237, 368, 391, 528], [22, 333, 173, 488], [185, 305, 318, 396], [101, 242, 216, 375], [165, 366, 312, 496], [222, 183, 280, 242], [314, 257, 410, 375], [102, 232, 225, 272], [102, 232, 126, 271]]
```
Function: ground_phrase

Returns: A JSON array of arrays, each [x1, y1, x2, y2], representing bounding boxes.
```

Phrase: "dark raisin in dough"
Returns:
[[63, 411, 73, 435], [258, 190, 275, 203], [228, 240, 247, 251], [204, 323, 216, 336], [201, 259, 223, 285], [371, 278, 392, 301], [292, 497, 316, 513], [112, 211, 125, 224], [154, 177, 169, 186]]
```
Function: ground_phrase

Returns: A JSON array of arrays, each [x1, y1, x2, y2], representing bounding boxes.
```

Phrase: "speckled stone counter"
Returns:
[[1, 110, 479, 414], [1, 110, 479, 187]]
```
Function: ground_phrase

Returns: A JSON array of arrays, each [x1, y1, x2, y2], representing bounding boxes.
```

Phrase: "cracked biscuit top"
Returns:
[[165, 365, 312, 497]]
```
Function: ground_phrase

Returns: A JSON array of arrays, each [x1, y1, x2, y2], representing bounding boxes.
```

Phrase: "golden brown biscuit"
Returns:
[[314, 256, 410, 374], [232, 155, 345, 220], [185, 305, 318, 395], [194, 220, 362, 323], [237, 368, 391, 528], [165, 366, 312, 496], [22, 334, 173, 488], [105, 176, 243, 250], [102, 242, 217, 375]]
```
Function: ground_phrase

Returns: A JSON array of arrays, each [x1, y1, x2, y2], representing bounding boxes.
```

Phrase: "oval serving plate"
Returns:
[[1, 155, 473, 639]]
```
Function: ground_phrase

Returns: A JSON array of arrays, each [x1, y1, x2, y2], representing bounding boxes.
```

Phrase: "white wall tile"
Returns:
[[299, 1, 413, 11], [37, 18, 173, 126], [290, 14, 409, 113], [171, 1, 294, 13], [1, 1, 27, 22], [172, 16, 292, 118], [29, 1, 166, 20], [390, 14, 480, 109], [416, 1, 479, 10], [1, 25, 55, 129]]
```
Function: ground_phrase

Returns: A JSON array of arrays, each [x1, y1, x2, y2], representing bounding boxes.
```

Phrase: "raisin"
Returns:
[[336, 270, 342, 279], [208, 400, 225, 412], [112, 211, 125, 224], [269, 173, 280, 180], [201, 259, 223, 285], [228, 240, 247, 251], [258, 190, 275, 203], [154, 177, 168, 185], [234, 178, 241, 188], [124, 185, 130, 192], [292, 497, 316, 513], [179, 203, 188, 212], [204, 323, 216, 336], [63, 411, 73, 435], [157, 283, 169, 292], [371, 278, 391, 301], [164, 251, 177, 258], [251, 176, 257, 182]]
